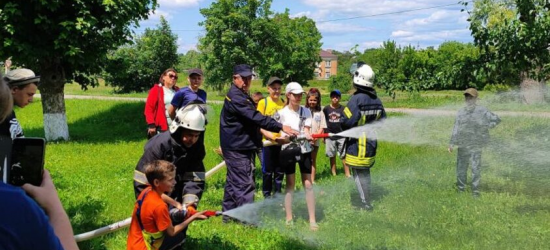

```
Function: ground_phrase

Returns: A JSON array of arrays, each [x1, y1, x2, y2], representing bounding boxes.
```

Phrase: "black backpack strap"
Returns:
[[136, 188, 151, 231]]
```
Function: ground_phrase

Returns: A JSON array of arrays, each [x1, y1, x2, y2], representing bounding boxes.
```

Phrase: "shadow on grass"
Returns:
[[350, 183, 389, 209], [24, 102, 145, 143], [67, 197, 110, 250], [187, 234, 319, 250]]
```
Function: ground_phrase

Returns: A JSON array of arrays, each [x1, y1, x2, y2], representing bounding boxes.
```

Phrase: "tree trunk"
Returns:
[[39, 61, 69, 141], [520, 77, 546, 104]]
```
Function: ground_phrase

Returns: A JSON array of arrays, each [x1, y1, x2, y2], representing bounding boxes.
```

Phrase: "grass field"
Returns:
[[15, 91, 550, 249]]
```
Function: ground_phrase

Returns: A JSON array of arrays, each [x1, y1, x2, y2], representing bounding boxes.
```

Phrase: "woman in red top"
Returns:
[[145, 68, 180, 138]]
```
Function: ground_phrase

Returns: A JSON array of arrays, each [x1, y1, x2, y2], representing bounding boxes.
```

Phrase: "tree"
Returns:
[[198, 0, 322, 90], [465, 0, 550, 103], [0, 0, 156, 140], [257, 11, 322, 85], [177, 50, 202, 72], [104, 16, 178, 93]]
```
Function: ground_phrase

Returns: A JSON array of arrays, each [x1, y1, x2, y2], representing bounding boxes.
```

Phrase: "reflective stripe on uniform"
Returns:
[[181, 172, 206, 182], [183, 194, 199, 205], [345, 154, 375, 167], [225, 96, 232, 102], [358, 132, 367, 158], [343, 107, 352, 118], [134, 170, 148, 185]]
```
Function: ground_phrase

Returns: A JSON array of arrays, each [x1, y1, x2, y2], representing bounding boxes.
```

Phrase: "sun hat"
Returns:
[[4, 69, 40, 87]]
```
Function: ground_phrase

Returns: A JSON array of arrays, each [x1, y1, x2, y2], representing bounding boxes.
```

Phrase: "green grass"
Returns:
[[15, 97, 550, 249]]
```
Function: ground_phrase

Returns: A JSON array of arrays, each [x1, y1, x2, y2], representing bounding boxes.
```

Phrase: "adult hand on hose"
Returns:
[[282, 125, 299, 137]]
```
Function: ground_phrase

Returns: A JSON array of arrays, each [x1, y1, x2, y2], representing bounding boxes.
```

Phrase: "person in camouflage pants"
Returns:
[[448, 88, 501, 197]]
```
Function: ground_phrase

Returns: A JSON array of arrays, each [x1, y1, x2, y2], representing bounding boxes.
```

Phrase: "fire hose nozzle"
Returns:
[[311, 133, 333, 139]]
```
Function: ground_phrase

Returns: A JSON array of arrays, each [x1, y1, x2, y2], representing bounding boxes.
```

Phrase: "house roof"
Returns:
[[320, 49, 338, 59]]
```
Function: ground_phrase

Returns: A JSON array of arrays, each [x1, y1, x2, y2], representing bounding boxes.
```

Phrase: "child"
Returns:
[[305, 88, 326, 184], [252, 91, 264, 107], [448, 88, 500, 197], [258, 77, 285, 198], [322, 89, 350, 177], [168, 68, 206, 120], [127, 160, 207, 250], [276, 82, 318, 231]]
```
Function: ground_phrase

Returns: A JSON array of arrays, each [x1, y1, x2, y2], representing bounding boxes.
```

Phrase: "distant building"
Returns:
[[315, 49, 338, 80]]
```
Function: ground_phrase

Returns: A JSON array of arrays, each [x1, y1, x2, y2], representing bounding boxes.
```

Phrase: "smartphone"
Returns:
[[9, 138, 45, 186], [0, 136, 12, 183]]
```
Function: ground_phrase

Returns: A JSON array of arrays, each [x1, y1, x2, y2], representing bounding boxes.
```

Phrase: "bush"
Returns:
[[328, 73, 352, 94]]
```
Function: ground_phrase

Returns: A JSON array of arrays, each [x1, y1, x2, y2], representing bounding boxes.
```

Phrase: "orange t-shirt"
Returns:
[[127, 187, 172, 250]]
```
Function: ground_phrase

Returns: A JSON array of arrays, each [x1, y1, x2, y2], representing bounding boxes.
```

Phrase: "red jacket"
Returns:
[[144, 84, 179, 131]]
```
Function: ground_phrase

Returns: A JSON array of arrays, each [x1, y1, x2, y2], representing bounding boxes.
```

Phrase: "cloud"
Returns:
[[177, 38, 198, 53], [158, 0, 202, 8], [147, 9, 172, 21], [391, 29, 471, 43], [317, 22, 370, 34], [300, 0, 462, 17]]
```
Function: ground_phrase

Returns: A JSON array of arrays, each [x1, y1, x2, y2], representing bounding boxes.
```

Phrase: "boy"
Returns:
[[257, 77, 285, 198], [134, 104, 207, 249], [252, 91, 264, 107], [448, 88, 500, 197], [323, 89, 350, 177], [168, 68, 206, 120], [128, 160, 206, 250], [1, 68, 40, 139]]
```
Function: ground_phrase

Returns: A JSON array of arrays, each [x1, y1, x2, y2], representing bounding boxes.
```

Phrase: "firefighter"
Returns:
[[133, 104, 207, 249], [341, 63, 386, 211]]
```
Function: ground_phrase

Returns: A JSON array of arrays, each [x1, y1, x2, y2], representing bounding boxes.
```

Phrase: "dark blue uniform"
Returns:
[[341, 86, 386, 210], [220, 84, 282, 213], [133, 131, 205, 249]]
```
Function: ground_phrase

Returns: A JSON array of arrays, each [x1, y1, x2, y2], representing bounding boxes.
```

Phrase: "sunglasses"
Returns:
[[168, 74, 178, 80]]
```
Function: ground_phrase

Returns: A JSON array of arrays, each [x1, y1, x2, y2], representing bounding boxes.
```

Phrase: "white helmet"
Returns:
[[169, 104, 206, 133], [353, 64, 375, 88]]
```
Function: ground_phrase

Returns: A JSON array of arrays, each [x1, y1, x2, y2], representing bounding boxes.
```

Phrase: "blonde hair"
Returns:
[[0, 72, 13, 123]]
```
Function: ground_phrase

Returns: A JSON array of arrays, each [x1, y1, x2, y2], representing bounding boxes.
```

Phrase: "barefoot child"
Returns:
[[128, 160, 207, 250], [276, 82, 318, 231], [305, 88, 326, 184]]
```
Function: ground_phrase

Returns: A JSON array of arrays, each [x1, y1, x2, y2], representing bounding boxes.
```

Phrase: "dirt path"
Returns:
[[35, 94, 550, 118]]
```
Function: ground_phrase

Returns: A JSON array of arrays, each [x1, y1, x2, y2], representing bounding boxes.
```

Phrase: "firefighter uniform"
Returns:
[[341, 85, 386, 210], [220, 84, 282, 213], [133, 131, 205, 249]]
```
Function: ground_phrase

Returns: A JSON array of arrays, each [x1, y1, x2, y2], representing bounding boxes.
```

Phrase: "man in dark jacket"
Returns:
[[220, 64, 297, 215], [341, 63, 386, 211], [134, 104, 207, 249]]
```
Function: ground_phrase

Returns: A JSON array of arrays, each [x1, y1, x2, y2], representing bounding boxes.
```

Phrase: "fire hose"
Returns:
[[73, 161, 227, 242]]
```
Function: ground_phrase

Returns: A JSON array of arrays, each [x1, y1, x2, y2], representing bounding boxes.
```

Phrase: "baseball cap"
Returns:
[[286, 82, 305, 94], [187, 68, 203, 76], [330, 89, 341, 97], [4, 68, 40, 87], [267, 76, 283, 86], [233, 64, 255, 77], [464, 88, 478, 98]]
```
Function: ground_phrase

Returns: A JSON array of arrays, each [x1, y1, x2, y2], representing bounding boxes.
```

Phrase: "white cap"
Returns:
[[285, 82, 304, 94], [4, 68, 40, 87]]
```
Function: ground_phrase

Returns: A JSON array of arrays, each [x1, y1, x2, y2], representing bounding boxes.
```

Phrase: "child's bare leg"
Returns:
[[330, 157, 337, 176], [343, 159, 350, 178], [285, 173, 296, 222], [302, 174, 316, 224], [311, 146, 318, 183]]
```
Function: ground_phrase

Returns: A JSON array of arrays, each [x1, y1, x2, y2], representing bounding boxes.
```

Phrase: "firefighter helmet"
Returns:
[[353, 64, 374, 88], [169, 104, 206, 133]]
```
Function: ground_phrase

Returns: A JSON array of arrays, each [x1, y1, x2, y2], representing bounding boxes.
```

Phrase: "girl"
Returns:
[[276, 82, 318, 231], [305, 88, 326, 184]]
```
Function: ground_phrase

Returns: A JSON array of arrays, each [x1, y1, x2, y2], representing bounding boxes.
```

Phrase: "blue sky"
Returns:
[[138, 0, 474, 53]]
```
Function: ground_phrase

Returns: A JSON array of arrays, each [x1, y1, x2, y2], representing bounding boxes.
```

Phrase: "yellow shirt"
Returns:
[[257, 96, 284, 143]]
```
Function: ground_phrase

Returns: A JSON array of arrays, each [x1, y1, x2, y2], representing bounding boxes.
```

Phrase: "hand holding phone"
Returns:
[[9, 138, 45, 186]]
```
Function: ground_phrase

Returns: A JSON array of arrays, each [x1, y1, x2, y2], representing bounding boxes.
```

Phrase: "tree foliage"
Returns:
[[465, 0, 550, 103], [198, 0, 322, 90], [104, 16, 178, 93], [177, 50, 202, 72], [0, 0, 156, 140]]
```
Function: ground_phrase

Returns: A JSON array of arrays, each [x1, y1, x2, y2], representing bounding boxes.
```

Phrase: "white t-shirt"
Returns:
[[276, 105, 312, 135], [276, 105, 313, 152], [163, 86, 176, 125]]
